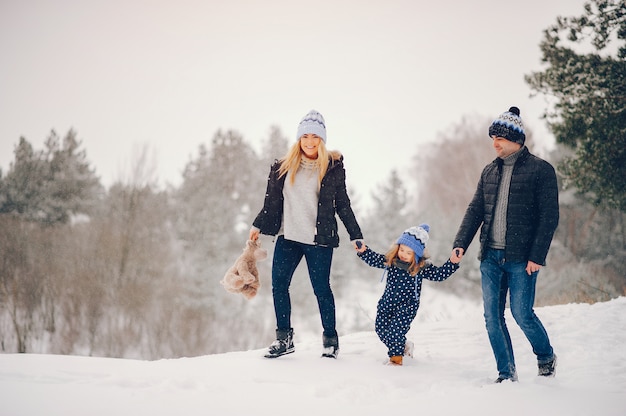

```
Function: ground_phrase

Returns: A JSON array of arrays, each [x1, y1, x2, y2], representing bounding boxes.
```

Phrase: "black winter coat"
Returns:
[[252, 155, 363, 248], [453, 147, 559, 265]]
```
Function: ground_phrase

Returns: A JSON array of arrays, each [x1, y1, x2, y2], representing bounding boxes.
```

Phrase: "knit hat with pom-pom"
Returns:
[[296, 110, 327, 143], [488, 106, 526, 145], [396, 224, 430, 259]]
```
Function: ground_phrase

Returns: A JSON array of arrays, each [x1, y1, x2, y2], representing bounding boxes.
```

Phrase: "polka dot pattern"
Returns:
[[358, 248, 459, 357]]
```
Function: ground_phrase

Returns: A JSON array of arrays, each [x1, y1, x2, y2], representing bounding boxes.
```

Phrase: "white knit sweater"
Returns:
[[282, 158, 320, 245]]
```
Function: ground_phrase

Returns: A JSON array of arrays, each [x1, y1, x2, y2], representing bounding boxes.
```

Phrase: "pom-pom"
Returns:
[[508, 106, 520, 116]]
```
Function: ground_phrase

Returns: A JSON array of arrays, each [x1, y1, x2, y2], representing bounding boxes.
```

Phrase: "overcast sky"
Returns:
[[0, 0, 587, 206]]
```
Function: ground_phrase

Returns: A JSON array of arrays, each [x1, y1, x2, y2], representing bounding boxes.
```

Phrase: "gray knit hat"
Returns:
[[396, 224, 430, 259], [488, 106, 526, 145], [296, 110, 327, 143]]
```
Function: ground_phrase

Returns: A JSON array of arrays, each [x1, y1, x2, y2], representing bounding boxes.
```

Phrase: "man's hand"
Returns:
[[451, 247, 464, 264], [526, 260, 542, 275]]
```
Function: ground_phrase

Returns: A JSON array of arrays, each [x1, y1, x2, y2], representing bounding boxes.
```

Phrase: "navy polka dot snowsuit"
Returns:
[[358, 248, 459, 357]]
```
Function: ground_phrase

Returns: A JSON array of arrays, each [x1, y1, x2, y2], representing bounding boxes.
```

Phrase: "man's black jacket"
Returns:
[[453, 147, 559, 265]]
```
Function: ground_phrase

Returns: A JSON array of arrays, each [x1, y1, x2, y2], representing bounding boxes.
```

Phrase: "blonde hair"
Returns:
[[278, 138, 342, 186], [384, 245, 430, 276]]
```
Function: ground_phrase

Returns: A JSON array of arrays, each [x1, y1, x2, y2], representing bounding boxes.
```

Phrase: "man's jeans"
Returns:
[[271, 236, 337, 338], [480, 248, 554, 378]]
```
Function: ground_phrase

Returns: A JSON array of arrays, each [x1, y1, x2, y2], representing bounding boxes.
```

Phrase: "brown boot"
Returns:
[[388, 355, 403, 366]]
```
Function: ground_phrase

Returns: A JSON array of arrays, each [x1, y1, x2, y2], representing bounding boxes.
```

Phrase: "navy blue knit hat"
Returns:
[[488, 106, 526, 145], [296, 110, 327, 143], [396, 224, 430, 259]]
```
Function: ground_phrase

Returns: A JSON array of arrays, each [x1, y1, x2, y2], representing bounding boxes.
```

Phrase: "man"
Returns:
[[452, 106, 559, 383]]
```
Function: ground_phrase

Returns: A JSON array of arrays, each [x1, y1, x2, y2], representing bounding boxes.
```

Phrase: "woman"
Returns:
[[249, 109, 363, 359]]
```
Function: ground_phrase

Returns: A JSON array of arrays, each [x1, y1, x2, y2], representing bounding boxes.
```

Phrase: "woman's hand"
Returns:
[[354, 240, 366, 253]]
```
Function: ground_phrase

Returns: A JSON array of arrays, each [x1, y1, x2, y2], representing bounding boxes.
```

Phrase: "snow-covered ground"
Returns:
[[1, 294, 625, 416]]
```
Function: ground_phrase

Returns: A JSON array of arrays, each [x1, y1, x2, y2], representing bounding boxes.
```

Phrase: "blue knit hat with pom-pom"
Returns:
[[396, 224, 430, 259], [488, 106, 526, 145]]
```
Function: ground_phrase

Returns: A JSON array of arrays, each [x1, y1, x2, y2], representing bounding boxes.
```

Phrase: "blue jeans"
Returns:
[[271, 236, 337, 338], [480, 248, 554, 378]]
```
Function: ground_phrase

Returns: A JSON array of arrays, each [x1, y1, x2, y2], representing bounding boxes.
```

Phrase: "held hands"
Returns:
[[450, 247, 464, 264], [249, 228, 260, 241], [353, 240, 366, 253]]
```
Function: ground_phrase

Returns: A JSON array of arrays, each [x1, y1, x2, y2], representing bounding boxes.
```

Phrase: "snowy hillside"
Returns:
[[1, 293, 625, 416]]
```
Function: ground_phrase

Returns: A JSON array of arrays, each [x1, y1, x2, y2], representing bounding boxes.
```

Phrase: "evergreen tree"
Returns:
[[175, 130, 261, 273], [260, 125, 290, 168], [365, 169, 411, 247], [43, 130, 102, 223], [0, 130, 101, 224], [525, 0, 626, 212], [206, 129, 264, 243], [0, 137, 46, 220]]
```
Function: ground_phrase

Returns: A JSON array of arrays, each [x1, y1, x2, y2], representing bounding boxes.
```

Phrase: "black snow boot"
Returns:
[[321, 334, 339, 358], [538, 355, 557, 377], [264, 328, 294, 358], [494, 373, 518, 383]]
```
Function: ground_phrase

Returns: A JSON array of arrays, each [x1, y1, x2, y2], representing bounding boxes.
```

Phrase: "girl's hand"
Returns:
[[249, 228, 260, 241]]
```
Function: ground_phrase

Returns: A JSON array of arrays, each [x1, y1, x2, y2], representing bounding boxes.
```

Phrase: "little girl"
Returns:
[[356, 224, 461, 365]]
